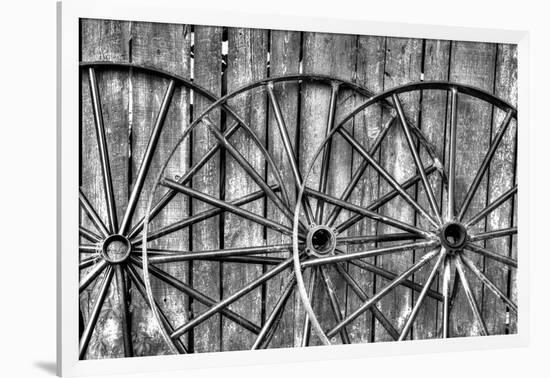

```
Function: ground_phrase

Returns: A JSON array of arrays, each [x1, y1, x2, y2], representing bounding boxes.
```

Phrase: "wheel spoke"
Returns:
[[88, 67, 118, 232], [469, 227, 517, 242], [138, 243, 298, 255], [337, 232, 418, 246], [80, 226, 101, 243], [318, 267, 350, 343], [80, 244, 99, 253], [149, 255, 284, 265], [454, 255, 489, 336], [393, 94, 442, 225], [301, 267, 318, 347], [79, 189, 109, 238], [316, 82, 340, 224], [325, 115, 396, 227], [79, 266, 114, 359], [459, 254, 517, 314], [161, 178, 299, 238], [326, 248, 440, 338], [336, 126, 439, 228], [119, 80, 176, 235], [126, 264, 188, 353], [398, 248, 446, 341], [127, 120, 242, 239], [191, 256, 285, 265], [464, 243, 518, 268], [447, 268, 461, 318], [203, 118, 300, 228], [136, 185, 280, 244], [79, 260, 108, 293], [465, 186, 517, 228], [305, 187, 435, 239], [79, 255, 101, 270], [441, 254, 452, 338], [146, 244, 292, 264], [458, 109, 515, 220], [333, 263, 400, 340], [345, 257, 443, 302], [266, 83, 315, 224], [447, 88, 458, 220], [406, 117, 447, 182], [114, 265, 133, 357], [302, 240, 439, 268], [335, 166, 438, 234], [251, 274, 296, 349], [132, 258, 262, 335], [380, 95, 447, 182], [79, 308, 84, 338], [169, 257, 294, 339]]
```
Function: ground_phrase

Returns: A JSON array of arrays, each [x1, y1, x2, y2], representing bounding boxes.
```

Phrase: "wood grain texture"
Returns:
[[375, 37, 423, 342], [191, 25, 223, 353], [346, 35, 386, 343], [128, 21, 192, 356], [222, 27, 269, 351], [412, 39, 451, 340], [265, 30, 301, 348], [483, 43, 517, 334], [449, 40, 496, 337], [80, 18, 131, 359]]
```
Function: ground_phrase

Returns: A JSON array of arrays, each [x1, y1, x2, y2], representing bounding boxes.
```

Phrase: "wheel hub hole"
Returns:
[[307, 226, 336, 256], [440, 223, 467, 250], [101, 234, 131, 263]]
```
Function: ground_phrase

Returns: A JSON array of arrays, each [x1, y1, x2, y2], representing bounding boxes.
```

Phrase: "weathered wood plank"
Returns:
[[128, 21, 192, 356], [222, 27, 269, 351], [299, 32, 357, 345], [412, 39, 451, 340], [80, 18, 131, 359], [191, 25, 223, 353], [483, 43, 517, 334], [265, 29, 301, 348], [449, 40, 496, 337], [346, 35, 386, 343], [375, 37, 423, 342]]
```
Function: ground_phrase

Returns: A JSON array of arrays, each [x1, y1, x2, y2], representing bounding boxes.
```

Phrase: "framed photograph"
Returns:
[[57, 0, 529, 376]]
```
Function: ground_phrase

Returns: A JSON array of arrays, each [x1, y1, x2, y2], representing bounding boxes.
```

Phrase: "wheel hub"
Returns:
[[101, 234, 132, 264], [306, 225, 337, 257], [439, 222, 468, 252]]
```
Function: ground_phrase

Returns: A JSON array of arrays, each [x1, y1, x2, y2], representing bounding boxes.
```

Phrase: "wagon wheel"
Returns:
[[140, 74, 449, 353], [292, 82, 518, 344], [78, 62, 278, 358]]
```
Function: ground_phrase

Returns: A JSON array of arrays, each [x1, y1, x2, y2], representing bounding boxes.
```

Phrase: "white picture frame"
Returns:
[[57, 1, 530, 376]]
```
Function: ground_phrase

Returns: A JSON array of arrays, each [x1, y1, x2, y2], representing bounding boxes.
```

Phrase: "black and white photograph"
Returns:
[[77, 17, 518, 359], [10, 0, 550, 377]]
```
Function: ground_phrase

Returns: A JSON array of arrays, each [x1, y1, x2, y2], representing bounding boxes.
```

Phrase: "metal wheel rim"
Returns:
[[79, 62, 289, 357], [139, 72, 446, 352], [292, 81, 517, 344]]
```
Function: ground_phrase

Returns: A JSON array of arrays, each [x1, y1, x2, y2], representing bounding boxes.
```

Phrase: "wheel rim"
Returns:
[[140, 73, 452, 352], [292, 81, 517, 344], [79, 62, 285, 358]]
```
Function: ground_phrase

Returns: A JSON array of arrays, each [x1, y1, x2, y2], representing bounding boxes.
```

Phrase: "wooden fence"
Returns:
[[79, 18, 517, 358]]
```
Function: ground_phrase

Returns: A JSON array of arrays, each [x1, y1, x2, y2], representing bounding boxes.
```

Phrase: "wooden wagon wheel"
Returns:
[[139, 73, 451, 353], [78, 62, 296, 358], [292, 81, 518, 344]]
